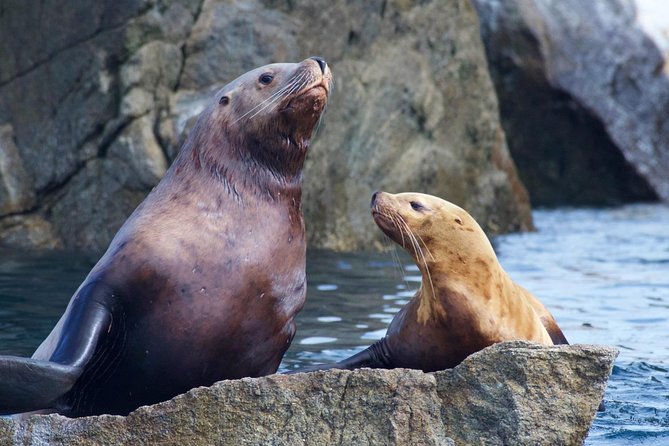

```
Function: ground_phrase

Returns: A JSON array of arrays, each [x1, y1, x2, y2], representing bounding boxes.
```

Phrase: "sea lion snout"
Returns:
[[371, 191, 380, 207], [309, 56, 327, 73]]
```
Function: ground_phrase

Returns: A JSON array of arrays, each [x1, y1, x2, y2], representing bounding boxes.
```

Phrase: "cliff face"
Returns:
[[0, 0, 531, 252], [474, 0, 667, 206]]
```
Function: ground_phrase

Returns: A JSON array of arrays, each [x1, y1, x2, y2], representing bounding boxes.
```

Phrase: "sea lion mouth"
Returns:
[[372, 209, 401, 241], [281, 83, 329, 113]]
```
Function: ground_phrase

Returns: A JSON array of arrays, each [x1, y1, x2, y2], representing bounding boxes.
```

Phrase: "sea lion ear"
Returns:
[[454, 217, 463, 225]]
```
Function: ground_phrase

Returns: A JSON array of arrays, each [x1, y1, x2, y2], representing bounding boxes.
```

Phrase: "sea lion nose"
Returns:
[[310, 56, 327, 73], [371, 191, 379, 207]]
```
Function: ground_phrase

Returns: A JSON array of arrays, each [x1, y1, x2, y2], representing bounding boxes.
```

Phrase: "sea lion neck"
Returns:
[[171, 119, 305, 203]]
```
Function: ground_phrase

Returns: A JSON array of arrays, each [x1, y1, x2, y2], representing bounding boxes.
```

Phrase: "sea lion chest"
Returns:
[[71, 186, 306, 413]]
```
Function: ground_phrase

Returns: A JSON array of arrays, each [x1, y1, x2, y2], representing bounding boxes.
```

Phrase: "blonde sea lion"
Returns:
[[291, 191, 567, 373], [0, 56, 332, 417]]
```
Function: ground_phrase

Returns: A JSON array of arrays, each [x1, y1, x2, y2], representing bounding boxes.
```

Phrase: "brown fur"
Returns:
[[371, 191, 565, 372], [27, 58, 332, 416]]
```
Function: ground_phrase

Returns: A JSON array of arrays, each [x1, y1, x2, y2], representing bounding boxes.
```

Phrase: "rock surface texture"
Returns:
[[0, 0, 531, 252], [0, 342, 617, 446], [474, 0, 667, 206]]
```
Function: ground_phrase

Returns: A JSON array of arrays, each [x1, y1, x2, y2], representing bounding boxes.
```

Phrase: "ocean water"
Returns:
[[0, 204, 667, 443]]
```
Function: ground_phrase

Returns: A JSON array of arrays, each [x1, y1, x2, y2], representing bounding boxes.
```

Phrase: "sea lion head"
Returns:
[[202, 57, 332, 178], [174, 57, 332, 198], [371, 191, 496, 272]]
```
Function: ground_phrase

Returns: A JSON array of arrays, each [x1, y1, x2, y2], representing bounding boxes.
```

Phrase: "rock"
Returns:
[[0, 215, 61, 250], [290, 0, 533, 249], [0, 341, 616, 445], [0, 124, 35, 216], [48, 158, 147, 253], [474, 0, 667, 206], [0, 0, 532, 252]]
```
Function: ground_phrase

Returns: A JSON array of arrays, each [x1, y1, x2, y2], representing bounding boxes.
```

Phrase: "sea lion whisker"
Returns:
[[400, 219, 421, 264], [409, 229, 436, 298], [234, 82, 295, 122], [234, 72, 307, 122], [243, 73, 308, 121], [252, 71, 306, 107], [390, 242, 414, 293], [393, 214, 416, 254], [412, 231, 436, 262], [384, 235, 404, 277], [417, 243, 436, 298], [245, 73, 310, 120], [388, 212, 407, 248], [396, 215, 436, 297], [314, 110, 326, 137]]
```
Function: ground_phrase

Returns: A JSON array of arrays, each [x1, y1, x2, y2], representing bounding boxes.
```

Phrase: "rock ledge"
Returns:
[[0, 341, 617, 446]]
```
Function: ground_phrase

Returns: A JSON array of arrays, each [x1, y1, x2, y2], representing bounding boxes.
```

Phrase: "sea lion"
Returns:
[[0, 56, 332, 417], [291, 191, 567, 374]]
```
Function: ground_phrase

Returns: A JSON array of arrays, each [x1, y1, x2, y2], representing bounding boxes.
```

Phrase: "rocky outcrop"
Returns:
[[0, 341, 617, 445], [474, 0, 667, 206], [0, 0, 531, 252]]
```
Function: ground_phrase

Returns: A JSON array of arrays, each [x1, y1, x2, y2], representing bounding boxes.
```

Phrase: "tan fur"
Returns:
[[372, 191, 559, 371], [295, 190, 566, 375]]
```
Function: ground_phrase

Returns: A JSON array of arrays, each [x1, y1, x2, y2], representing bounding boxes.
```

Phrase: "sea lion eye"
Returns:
[[259, 73, 274, 85], [410, 201, 425, 211], [219, 96, 230, 105]]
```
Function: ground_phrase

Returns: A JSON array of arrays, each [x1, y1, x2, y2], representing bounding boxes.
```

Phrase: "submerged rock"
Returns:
[[0, 0, 531, 252], [0, 341, 617, 445], [474, 0, 667, 206]]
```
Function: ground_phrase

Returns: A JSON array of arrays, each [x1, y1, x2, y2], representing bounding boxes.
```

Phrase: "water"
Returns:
[[0, 204, 668, 443]]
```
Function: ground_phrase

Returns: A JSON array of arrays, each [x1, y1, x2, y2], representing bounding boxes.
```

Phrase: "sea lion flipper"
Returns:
[[0, 281, 114, 415], [540, 316, 569, 345], [335, 340, 393, 369], [286, 340, 393, 374], [47, 280, 116, 367], [0, 357, 81, 414]]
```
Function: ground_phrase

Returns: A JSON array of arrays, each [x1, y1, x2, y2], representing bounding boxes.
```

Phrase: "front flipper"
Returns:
[[0, 280, 114, 415], [540, 316, 569, 345], [0, 358, 81, 414], [286, 339, 393, 374]]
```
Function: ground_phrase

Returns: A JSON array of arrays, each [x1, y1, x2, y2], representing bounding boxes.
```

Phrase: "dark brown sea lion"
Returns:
[[0, 57, 332, 417], [291, 191, 567, 374]]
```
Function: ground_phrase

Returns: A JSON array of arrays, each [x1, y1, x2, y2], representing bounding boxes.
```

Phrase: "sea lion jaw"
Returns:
[[276, 58, 332, 153]]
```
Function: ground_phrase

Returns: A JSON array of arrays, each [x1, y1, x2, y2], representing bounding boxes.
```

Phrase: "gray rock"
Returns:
[[0, 124, 35, 216], [292, 0, 533, 249], [474, 0, 668, 206], [0, 341, 616, 445], [0, 0, 532, 252], [0, 215, 61, 250], [49, 159, 146, 253]]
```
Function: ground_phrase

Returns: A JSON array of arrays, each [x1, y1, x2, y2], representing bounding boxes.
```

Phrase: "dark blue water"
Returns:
[[0, 204, 667, 443]]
